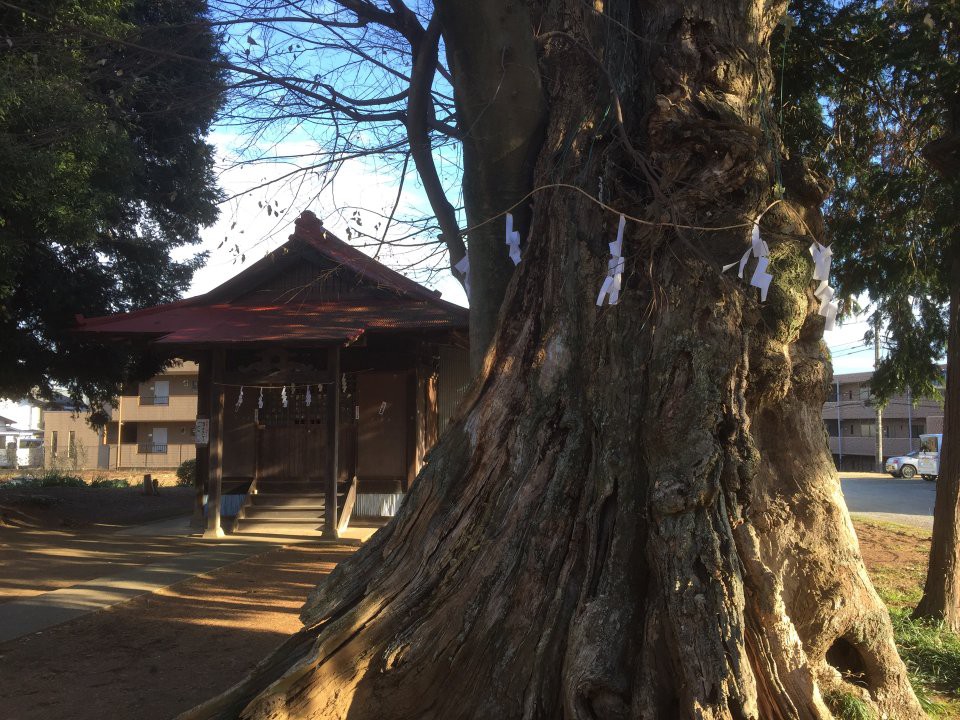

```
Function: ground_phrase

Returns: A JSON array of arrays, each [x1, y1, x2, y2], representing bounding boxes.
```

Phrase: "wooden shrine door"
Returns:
[[256, 386, 325, 482]]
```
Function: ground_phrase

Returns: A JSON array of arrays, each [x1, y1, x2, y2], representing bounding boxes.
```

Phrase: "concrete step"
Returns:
[[251, 492, 340, 507], [235, 519, 326, 535], [254, 481, 326, 494], [244, 506, 325, 520]]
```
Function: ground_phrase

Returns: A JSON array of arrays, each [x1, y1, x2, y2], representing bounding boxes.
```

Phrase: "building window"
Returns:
[[824, 419, 839, 437], [51, 431, 58, 456], [120, 424, 137, 443], [68, 430, 76, 459], [826, 385, 839, 403]]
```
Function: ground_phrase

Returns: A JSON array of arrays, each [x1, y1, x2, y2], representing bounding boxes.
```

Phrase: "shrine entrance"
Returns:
[[255, 385, 327, 483]]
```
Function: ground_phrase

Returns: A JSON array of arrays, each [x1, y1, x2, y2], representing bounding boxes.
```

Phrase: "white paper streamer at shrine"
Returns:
[[454, 253, 470, 300], [305, 385, 312, 407], [809, 241, 839, 331], [722, 220, 772, 302], [258, 388, 264, 409], [281, 385, 288, 408], [505, 213, 522, 265], [235, 386, 244, 412], [596, 214, 626, 306]]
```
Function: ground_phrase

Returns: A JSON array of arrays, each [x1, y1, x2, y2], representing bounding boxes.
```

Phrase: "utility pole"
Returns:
[[875, 321, 884, 471], [116, 394, 123, 470], [836, 379, 843, 470], [907, 386, 914, 452]]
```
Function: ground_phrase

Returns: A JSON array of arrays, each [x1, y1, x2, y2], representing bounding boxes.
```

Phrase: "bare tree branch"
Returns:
[[406, 14, 466, 281]]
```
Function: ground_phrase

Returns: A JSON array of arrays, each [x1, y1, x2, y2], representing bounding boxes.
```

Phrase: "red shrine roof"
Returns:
[[76, 212, 467, 346]]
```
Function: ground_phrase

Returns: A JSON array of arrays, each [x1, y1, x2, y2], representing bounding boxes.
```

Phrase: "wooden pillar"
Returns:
[[203, 348, 226, 539], [324, 345, 340, 538], [405, 370, 417, 492], [193, 354, 210, 529]]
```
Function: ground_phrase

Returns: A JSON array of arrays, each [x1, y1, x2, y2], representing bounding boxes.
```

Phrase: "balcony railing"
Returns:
[[109, 443, 195, 469], [137, 443, 168, 454], [139, 395, 170, 406]]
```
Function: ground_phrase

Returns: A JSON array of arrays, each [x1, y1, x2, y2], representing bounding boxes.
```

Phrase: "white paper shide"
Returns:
[[596, 214, 626, 307]]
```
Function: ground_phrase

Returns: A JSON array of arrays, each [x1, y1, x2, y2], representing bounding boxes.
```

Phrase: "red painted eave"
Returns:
[[79, 300, 465, 345]]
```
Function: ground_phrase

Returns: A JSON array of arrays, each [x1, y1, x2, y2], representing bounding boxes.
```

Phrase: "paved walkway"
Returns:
[[0, 516, 382, 644]]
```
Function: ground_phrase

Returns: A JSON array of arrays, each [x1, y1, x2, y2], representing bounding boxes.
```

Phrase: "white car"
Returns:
[[885, 451, 920, 479]]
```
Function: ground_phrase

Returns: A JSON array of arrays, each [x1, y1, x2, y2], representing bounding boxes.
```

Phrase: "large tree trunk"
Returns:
[[180, 1, 922, 717], [914, 237, 960, 629]]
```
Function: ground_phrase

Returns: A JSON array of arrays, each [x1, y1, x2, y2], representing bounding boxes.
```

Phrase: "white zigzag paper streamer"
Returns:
[[723, 220, 772, 302], [809, 241, 838, 331], [597, 215, 626, 306], [505, 213, 522, 265], [454, 253, 470, 300]]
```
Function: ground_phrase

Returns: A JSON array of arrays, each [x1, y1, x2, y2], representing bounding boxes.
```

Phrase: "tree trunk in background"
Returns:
[[180, 1, 922, 717], [914, 237, 960, 630], [436, 1, 547, 371], [914, 83, 960, 629]]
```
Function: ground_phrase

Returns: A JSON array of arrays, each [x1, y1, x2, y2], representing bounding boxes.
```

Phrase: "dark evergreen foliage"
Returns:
[[0, 0, 224, 408], [779, 0, 958, 402]]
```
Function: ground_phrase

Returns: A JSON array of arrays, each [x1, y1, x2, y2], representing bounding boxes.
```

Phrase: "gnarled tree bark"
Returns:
[[181, 1, 922, 717]]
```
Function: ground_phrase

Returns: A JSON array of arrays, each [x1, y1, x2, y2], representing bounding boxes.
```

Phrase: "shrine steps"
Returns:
[[232, 478, 352, 536]]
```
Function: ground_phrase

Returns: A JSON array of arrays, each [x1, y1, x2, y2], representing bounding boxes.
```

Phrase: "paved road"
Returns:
[[841, 475, 937, 530]]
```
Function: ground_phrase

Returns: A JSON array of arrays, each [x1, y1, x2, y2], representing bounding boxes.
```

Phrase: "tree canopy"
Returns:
[[0, 0, 224, 407], [780, 0, 958, 401], [780, 0, 960, 630]]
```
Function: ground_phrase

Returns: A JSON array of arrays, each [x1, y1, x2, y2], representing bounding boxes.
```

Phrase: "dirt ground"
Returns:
[[0, 483, 200, 601], [854, 518, 931, 608], [0, 542, 358, 720], [0, 527, 206, 601], [0, 518, 939, 720]]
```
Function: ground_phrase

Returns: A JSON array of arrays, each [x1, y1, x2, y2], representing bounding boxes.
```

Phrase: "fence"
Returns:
[[108, 443, 195, 469]]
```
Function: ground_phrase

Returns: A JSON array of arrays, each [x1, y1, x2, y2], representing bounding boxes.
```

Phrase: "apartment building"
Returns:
[[823, 368, 945, 471], [43, 362, 199, 470]]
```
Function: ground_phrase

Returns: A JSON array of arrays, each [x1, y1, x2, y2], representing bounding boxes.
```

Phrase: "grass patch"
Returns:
[[891, 610, 960, 716], [89, 476, 131, 489], [14, 471, 87, 488], [853, 519, 960, 717], [823, 690, 873, 720]]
